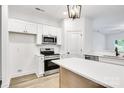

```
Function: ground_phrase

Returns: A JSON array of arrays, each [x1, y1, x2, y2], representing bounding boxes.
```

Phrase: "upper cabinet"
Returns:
[[36, 24, 43, 45], [25, 21, 37, 34], [36, 24, 62, 45], [8, 19, 37, 34], [37, 24, 43, 35], [42, 25, 57, 36], [56, 28, 62, 45], [42, 25, 62, 45], [8, 18, 62, 45], [8, 19, 26, 33]]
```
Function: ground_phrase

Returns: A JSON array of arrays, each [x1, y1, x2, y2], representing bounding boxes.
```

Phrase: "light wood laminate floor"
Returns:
[[10, 73, 59, 88]]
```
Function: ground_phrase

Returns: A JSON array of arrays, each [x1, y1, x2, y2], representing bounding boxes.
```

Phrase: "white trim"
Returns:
[[1, 5, 10, 88], [11, 70, 36, 78], [36, 73, 44, 78]]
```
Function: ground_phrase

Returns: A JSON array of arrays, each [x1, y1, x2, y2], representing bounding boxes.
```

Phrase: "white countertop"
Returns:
[[52, 58, 124, 88]]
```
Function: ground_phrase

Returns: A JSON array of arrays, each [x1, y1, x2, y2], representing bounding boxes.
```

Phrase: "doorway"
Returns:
[[66, 31, 83, 58]]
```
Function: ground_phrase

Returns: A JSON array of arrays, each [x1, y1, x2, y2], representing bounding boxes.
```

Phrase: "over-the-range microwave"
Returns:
[[42, 35, 57, 44]]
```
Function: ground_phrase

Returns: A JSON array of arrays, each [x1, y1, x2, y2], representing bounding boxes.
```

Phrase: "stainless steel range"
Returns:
[[40, 48, 60, 76]]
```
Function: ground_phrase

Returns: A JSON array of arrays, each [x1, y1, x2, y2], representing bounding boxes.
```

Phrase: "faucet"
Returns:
[[115, 47, 120, 56]]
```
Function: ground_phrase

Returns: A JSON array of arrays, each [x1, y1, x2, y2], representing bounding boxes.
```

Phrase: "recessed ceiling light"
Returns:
[[35, 8, 45, 12]]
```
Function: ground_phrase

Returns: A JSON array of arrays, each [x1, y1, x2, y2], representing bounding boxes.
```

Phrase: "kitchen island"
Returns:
[[52, 58, 124, 88]]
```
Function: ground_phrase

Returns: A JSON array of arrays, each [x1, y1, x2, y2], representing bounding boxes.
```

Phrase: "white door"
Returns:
[[67, 31, 82, 57]]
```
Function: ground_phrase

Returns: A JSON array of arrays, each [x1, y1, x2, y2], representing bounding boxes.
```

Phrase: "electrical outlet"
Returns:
[[17, 69, 22, 72]]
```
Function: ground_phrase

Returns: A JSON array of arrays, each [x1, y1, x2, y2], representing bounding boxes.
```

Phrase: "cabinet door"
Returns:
[[36, 34, 42, 45], [36, 24, 43, 45], [26, 22, 37, 34], [50, 27, 58, 36], [42, 25, 50, 35], [37, 24, 43, 34], [8, 19, 26, 33], [38, 57, 44, 75], [35, 56, 44, 77]]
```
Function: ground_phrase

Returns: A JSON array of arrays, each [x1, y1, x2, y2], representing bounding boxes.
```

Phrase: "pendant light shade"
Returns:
[[67, 5, 81, 19]]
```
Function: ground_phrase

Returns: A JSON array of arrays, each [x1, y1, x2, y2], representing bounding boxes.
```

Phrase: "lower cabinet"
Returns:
[[35, 55, 44, 77]]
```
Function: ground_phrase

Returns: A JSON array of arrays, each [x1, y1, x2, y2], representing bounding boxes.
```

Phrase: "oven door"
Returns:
[[44, 59, 59, 71]]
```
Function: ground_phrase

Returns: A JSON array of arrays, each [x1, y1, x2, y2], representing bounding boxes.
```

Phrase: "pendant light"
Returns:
[[67, 5, 82, 19]]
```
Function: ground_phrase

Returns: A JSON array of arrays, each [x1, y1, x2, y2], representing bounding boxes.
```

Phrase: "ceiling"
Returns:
[[9, 5, 124, 19], [9, 5, 124, 34], [8, 5, 67, 21], [87, 5, 124, 34]]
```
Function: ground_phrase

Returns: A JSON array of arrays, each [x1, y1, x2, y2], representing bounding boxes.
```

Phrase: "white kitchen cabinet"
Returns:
[[42, 25, 50, 35], [37, 24, 43, 34], [36, 23, 62, 45], [36, 24, 43, 45], [8, 18, 37, 34], [42, 25, 58, 36], [50, 27, 58, 36], [36, 34, 42, 45], [8, 19, 26, 33], [35, 55, 44, 77], [25, 22, 37, 34], [56, 28, 62, 45]]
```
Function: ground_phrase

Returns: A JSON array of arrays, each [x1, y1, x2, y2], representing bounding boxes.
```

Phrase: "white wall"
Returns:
[[9, 33, 39, 78], [63, 18, 85, 31], [93, 31, 106, 52], [83, 18, 93, 54], [106, 32, 124, 51]]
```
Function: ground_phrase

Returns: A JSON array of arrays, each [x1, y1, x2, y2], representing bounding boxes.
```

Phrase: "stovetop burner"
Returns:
[[40, 48, 60, 60]]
